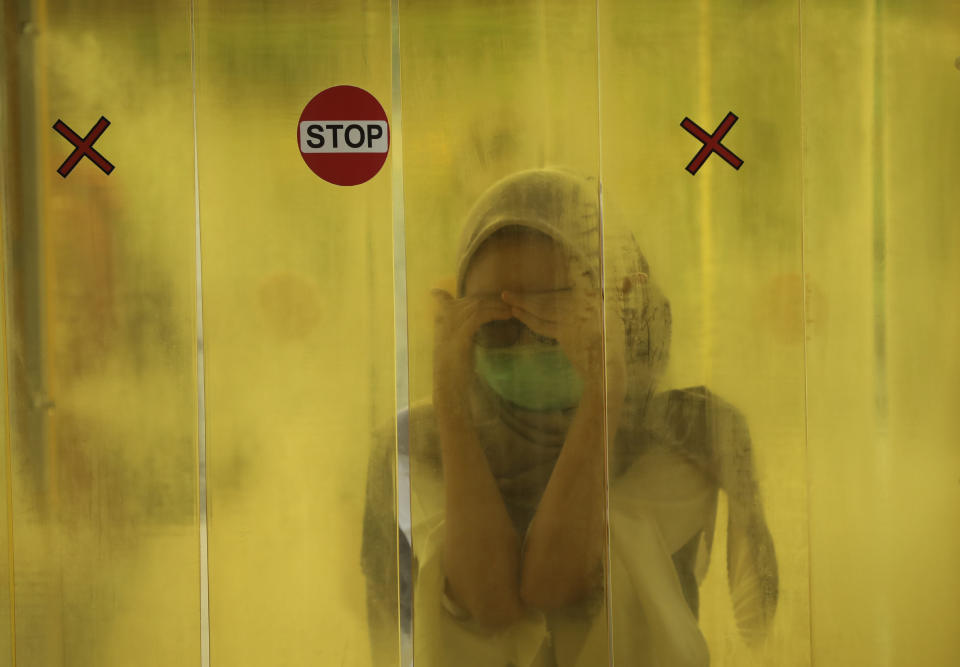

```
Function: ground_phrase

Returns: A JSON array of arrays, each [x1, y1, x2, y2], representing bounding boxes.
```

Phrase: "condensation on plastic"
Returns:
[[803, 2, 960, 664], [1, 1, 202, 666], [192, 1, 397, 666], [0, 1, 958, 666], [599, 2, 806, 665], [1, 209, 12, 667], [398, 2, 607, 664]]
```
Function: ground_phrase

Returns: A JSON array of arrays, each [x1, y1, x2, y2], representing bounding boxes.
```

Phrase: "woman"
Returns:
[[362, 168, 778, 666]]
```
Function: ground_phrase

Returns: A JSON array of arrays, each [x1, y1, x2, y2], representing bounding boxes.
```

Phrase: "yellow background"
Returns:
[[2, 0, 958, 665]]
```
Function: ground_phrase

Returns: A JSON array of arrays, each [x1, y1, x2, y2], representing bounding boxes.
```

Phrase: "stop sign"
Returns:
[[297, 85, 390, 186]]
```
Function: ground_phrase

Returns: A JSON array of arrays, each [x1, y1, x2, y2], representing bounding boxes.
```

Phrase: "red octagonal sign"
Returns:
[[297, 85, 390, 186]]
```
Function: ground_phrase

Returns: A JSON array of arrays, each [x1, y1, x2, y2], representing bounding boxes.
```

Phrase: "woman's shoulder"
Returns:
[[652, 386, 748, 424], [641, 386, 751, 462]]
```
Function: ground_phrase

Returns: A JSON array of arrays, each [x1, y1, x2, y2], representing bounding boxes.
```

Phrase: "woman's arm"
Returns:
[[436, 392, 525, 629], [519, 371, 627, 609], [715, 405, 779, 639], [499, 286, 630, 611], [430, 289, 525, 629]]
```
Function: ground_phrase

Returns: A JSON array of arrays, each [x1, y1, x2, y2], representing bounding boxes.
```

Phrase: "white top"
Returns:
[[410, 448, 717, 667]]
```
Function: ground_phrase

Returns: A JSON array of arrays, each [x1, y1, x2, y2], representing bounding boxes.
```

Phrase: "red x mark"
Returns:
[[53, 116, 114, 177], [681, 111, 743, 174]]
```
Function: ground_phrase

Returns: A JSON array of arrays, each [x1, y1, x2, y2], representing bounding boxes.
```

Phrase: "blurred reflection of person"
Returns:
[[362, 168, 778, 666]]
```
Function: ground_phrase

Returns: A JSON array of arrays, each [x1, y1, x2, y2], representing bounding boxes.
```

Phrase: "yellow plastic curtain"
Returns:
[[2, 0, 958, 665]]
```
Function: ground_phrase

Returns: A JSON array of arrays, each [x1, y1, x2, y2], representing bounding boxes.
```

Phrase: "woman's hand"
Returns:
[[430, 288, 525, 628], [430, 288, 512, 406], [500, 287, 628, 389]]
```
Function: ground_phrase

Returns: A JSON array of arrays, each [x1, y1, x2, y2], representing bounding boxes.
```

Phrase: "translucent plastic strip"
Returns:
[[1, 177, 16, 667], [6, 1, 203, 662], [796, 2, 815, 664], [802, 1, 960, 662], [391, 0, 413, 664], [399, 3, 608, 665], [194, 3, 395, 665], [599, 1, 805, 664], [188, 0, 212, 664], [592, 1, 617, 664]]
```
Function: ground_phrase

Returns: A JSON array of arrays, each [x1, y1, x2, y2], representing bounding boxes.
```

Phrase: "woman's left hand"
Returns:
[[501, 288, 627, 389]]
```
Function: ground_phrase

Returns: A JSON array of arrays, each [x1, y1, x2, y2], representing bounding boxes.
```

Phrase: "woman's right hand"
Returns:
[[430, 289, 512, 409]]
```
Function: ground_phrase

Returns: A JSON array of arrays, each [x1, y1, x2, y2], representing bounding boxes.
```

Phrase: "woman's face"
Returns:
[[463, 233, 573, 297], [463, 232, 591, 345]]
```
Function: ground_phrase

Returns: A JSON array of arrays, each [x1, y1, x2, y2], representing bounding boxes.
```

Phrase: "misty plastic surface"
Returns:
[[1, 1, 399, 666], [398, 3, 609, 663], [2, 1, 201, 665], [600, 2, 805, 664], [803, 3, 960, 664], [2, 0, 959, 666], [193, 2, 396, 666]]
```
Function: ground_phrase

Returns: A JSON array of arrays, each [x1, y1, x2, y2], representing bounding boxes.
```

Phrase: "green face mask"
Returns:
[[473, 343, 584, 411]]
